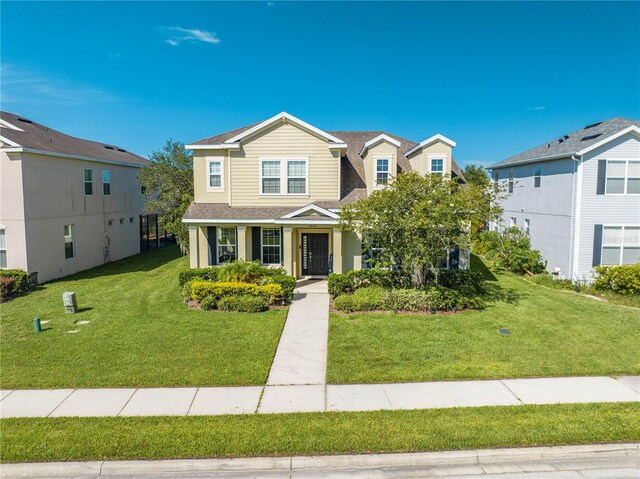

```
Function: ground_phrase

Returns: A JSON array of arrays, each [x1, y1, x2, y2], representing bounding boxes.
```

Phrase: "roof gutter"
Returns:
[[487, 152, 577, 170], [1, 147, 146, 168]]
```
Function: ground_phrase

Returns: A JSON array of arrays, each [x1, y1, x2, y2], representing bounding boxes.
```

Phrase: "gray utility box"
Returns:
[[63, 292, 78, 314]]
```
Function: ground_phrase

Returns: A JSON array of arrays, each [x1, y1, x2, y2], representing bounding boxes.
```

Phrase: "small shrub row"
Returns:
[[178, 268, 219, 286], [333, 286, 485, 313], [472, 228, 546, 275], [594, 264, 640, 296], [218, 295, 269, 313], [0, 269, 32, 301], [190, 281, 284, 303], [328, 269, 412, 297]]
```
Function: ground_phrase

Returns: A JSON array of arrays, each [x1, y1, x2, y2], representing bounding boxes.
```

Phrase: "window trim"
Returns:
[[601, 224, 640, 266], [508, 170, 514, 193], [430, 158, 445, 175], [260, 227, 281, 265], [510, 217, 517, 228], [64, 224, 75, 260], [534, 166, 541, 188], [524, 219, 530, 235], [83, 168, 93, 196], [206, 158, 224, 192], [0, 228, 6, 268], [216, 226, 237, 264], [373, 155, 391, 187], [605, 159, 640, 195], [102, 169, 111, 196], [259, 157, 309, 196]]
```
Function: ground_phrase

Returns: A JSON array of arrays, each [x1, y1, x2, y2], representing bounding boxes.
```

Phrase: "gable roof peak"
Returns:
[[404, 134, 456, 157]]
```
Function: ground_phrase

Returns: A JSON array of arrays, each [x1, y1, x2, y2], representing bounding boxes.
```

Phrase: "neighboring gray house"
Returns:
[[488, 118, 639, 281]]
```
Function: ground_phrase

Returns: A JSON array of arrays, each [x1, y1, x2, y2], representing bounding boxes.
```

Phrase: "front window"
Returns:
[[602, 226, 640, 265], [102, 170, 111, 195], [375, 158, 389, 185], [261, 160, 281, 194], [534, 166, 541, 188], [0, 229, 6, 268], [287, 160, 306, 194], [606, 160, 640, 194], [208, 160, 223, 189], [217, 227, 236, 264], [508, 170, 514, 193], [362, 237, 385, 269], [83, 168, 93, 195], [261, 228, 281, 264], [431, 158, 444, 175], [64, 224, 75, 259]]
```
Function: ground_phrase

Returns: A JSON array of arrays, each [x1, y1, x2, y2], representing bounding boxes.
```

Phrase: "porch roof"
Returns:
[[183, 202, 341, 224]]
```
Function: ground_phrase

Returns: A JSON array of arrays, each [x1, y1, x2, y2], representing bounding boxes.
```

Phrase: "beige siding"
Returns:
[[408, 141, 453, 176], [342, 230, 362, 272], [193, 153, 230, 204], [363, 140, 398, 195], [229, 122, 340, 206]]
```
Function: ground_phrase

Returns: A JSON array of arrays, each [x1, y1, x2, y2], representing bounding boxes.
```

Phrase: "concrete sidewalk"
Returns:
[[2, 443, 638, 478], [1, 376, 638, 418]]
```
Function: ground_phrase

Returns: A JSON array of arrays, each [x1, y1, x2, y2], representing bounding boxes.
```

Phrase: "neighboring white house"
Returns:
[[0, 111, 161, 283], [488, 118, 640, 281]]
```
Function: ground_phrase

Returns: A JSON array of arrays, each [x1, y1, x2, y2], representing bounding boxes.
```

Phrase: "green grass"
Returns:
[[1, 403, 638, 463], [328, 255, 640, 384], [0, 246, 287, 389]]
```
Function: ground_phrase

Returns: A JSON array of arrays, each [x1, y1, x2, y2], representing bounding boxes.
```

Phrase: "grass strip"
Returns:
[[2, 403, 639, 463]]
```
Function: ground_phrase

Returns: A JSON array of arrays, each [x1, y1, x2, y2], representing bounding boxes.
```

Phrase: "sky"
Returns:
[[2, 1, 639, 166]]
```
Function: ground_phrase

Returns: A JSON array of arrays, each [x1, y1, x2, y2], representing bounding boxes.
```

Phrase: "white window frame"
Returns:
[[206, 158, 224, 192], [601, 225, 640, 266], [510, 217, 517, 227], [259, 157, 308, 196], [0, 228, 6, 268], [430, 158, 444, 175], [83, 168, 93, 196], [605, 159, 640, 195], [261, 227, 281, 265], [534, 166, 541, 188], [102, 169, 111, 196], [216, 226, 236, 264], [373, 155, 391, 187], [64, 224, 75, 260]]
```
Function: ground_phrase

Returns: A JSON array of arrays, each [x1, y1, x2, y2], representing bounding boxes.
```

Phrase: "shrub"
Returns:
[[0, 277, 17, 301], [333, 286, 388, 312], [385, 289, 430, 312], [181, 280, 195, 301], [0, 269, 31, 294], [437, 270, 483, 293], [425, 286, 459, 311], [191, 281, 262, 301], [472, 228, 546, 275], [328, 269, 411, 297], [260, 272, 296, 301], [256, 283, 285, 303], [199, 295, 217, 311], [178, 268, 219, 286], [218, 295, 269, 313], [217, 260, 271, 283], [594, 264, 640, 296]]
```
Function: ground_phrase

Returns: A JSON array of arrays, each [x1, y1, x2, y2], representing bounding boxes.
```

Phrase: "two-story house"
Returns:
[[0, 111, 162, 283], [183, 112, 464, 277], [488, 118, 639, 281]]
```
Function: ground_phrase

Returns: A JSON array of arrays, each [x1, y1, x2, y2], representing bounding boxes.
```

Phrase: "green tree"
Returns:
[[340, 173, 502, 286], [138, 140, 193, 252], [462, 163, 491, 187]]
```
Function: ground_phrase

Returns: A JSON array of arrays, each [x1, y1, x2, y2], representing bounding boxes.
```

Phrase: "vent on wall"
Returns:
[[581, 134, 602, 141]]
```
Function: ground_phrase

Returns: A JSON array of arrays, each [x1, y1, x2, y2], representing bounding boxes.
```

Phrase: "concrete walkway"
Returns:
[[1, 376, 638, 418], [2, 443, 638, 478], [266, 279, 329, 386]]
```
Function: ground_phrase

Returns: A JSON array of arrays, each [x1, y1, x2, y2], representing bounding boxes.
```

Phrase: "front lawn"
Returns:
[[328, 255, 640, 384], [1, 403, 638, 463], [0, 246, 287, 389]]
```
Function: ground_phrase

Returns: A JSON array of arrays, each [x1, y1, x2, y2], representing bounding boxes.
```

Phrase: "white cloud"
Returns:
[[526, 106, 546, 111], [165, 26, 221, 46]]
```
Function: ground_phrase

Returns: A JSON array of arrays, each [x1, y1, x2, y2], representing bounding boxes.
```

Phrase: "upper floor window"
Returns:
[[0, 228, 6, 268], [524, 219, 530, 235], [431, 158, 444, 175], [534, 166, 541, 188], [606, 160, 640, 195], [83, 168, 93, 195], [217, 227, 236, 264], [375, 158, 390, 185], [64, 224, 75, 259], [602, 226, 640, 265], [207, 159, 223, 190], [508, 170, 514, 193], [510, 217, 517, 227], [102, 170, 111, 195], [492, 170, 499, 191], [261, 227, 281, 264], [260, 158, 308, 195]]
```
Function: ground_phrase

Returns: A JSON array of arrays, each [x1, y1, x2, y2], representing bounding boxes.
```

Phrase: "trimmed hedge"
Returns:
[[199, 295, 217, 311], [0, 277, 17, 301], [0, 269, 31, 301], [190, 281, 284, 304], [594, 264, 640, 296], [178, 268, 219, 287], [218, 295, 269, 313], [328, 269, 412, 297]]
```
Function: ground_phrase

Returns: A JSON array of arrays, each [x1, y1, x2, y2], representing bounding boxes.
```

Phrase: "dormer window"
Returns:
[[375, 158, 390, 185], [431, 158, 444, 175]]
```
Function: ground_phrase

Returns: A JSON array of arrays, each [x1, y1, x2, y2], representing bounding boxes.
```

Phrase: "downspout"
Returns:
[[569, 154, 582, 280]]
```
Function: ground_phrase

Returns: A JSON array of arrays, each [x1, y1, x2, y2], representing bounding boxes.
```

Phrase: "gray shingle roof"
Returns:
[[1, 111, 148, 167], [489, 117, 640, 169], [183, 202, 342, 221]]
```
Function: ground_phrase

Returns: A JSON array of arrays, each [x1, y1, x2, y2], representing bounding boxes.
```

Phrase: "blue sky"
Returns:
[[2, 1, 639, 166]]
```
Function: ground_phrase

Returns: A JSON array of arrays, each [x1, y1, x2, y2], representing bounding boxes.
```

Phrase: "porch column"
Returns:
[[332, 227, 343, 274], [353, 231, 363, 271], [237, 226, 247, 260], [197, 226, 209, 267], [283, 227, 294, 276], [188, 225, 199, 268]]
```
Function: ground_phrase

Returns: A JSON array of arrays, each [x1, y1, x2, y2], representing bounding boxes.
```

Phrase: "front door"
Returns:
[[301, 233, 329, 276]]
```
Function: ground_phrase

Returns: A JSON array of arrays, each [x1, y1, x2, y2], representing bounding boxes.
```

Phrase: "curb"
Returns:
[[1, 443, 638, 478]]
